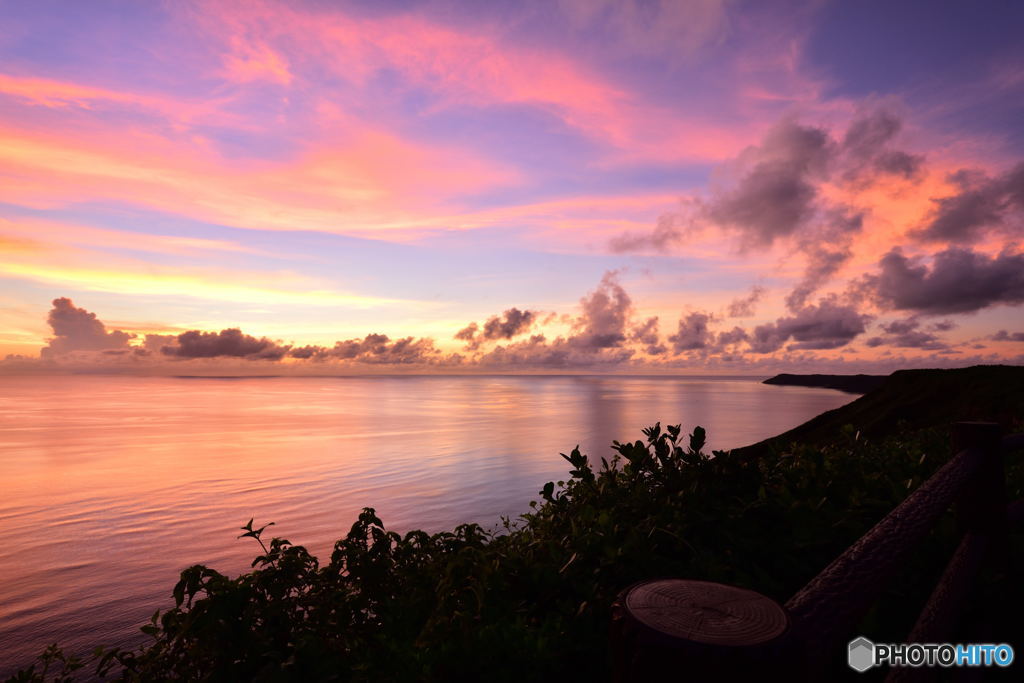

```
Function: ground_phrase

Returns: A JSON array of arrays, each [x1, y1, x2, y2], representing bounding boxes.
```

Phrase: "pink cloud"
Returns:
[[179, 1, 750, 163], [0, 72, 243, 130], [0, 118, 518, 235]]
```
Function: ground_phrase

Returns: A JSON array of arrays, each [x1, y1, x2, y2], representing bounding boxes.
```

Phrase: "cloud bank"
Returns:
[[16, 264, 1017, 375]]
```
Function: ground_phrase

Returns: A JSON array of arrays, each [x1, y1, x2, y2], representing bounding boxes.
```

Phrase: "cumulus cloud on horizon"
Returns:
[[15, 261, 1023, 374], [455, 307, 537, 350], [162, 329, 292, 360], [41, 297, 135, 358]]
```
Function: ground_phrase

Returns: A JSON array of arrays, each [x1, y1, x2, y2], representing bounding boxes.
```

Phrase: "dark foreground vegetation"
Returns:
[[11, 366, 1024, 682]]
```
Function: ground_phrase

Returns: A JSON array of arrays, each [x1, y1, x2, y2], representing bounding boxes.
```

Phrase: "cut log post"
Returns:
[[610, 578, 791, 681]]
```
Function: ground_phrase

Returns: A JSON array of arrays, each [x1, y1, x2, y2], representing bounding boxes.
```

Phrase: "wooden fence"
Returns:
[[610, 421, 1023, 681]]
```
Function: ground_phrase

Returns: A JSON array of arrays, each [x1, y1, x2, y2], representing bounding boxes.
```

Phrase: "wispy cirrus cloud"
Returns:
[[0, 123, 520, 235], [0, 257, 423, 310]]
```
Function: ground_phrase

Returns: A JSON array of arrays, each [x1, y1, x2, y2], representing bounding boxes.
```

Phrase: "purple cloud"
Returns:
[[913, 163, 1024, 243], [669, 311, 714, 352], [866, 247, 1024, 314], [162, 329, 291, 360], [749, 298, 869, 353], [726, 285, 765, 317]]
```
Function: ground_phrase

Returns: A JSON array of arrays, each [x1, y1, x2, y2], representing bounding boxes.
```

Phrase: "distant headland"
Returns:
[[762, 373, 887, 394]]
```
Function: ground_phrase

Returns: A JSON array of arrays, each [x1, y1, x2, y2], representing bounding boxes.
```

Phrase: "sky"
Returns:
[[1, 0, 1022, 374]]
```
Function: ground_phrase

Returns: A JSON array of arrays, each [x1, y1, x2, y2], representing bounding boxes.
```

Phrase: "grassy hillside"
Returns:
[[734, 365, 1024, 459]]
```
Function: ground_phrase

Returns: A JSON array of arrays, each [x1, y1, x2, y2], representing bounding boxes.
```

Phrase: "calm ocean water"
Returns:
[[0, 374, 853, 673]]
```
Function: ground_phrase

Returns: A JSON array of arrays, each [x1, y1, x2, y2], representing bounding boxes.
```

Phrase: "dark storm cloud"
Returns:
[[41, 297, 135, 357], [913, 163, 1024, 243], [749, 298, 869, 353], [991, 330, 1024, 342], [726, 285, 765, 317], [162, 328, 291, 360], [866, 247, 1024, 314]]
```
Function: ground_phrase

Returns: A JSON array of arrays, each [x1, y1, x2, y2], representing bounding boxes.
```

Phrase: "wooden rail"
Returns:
[[610, 422, 1022, 681]]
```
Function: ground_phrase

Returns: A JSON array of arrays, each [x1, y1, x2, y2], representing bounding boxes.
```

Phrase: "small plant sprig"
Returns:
[[237, 517, 275, 555]]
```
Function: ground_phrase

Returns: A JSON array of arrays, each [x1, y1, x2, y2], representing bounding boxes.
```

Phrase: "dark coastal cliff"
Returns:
[[736, 365, 1024, 458]]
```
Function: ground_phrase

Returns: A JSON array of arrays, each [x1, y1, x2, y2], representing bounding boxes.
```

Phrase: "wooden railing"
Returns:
[[610, 422, 1023, 681]]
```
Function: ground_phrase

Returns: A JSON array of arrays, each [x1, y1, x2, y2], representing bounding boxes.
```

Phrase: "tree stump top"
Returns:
[[623, 579, 789, 647]]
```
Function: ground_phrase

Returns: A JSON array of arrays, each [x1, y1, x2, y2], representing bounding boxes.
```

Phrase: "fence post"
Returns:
[[610, 578, 791, 681], [886, 422, 1005, 683], [951, 421, 1005, 540]]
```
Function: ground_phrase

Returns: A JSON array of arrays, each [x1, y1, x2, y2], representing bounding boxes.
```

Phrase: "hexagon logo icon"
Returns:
[[848, 637, 875, 672]]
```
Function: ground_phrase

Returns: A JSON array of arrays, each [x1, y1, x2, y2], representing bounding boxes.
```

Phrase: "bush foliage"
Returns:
[[10, 421, 1024, 681]]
